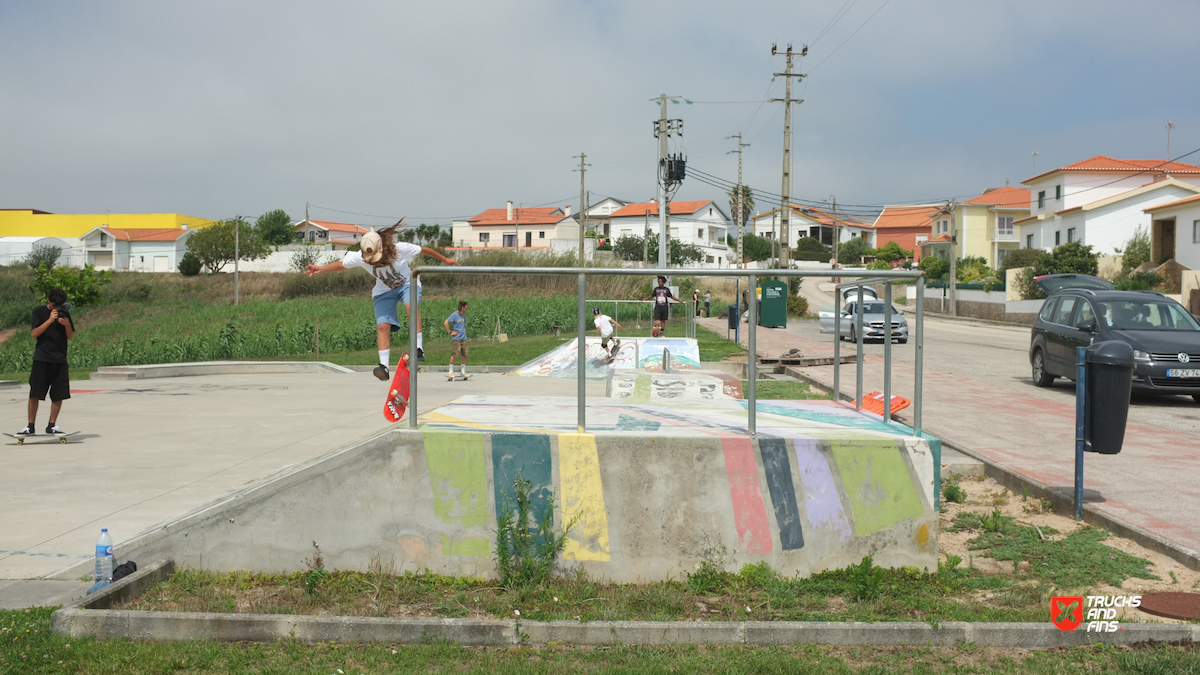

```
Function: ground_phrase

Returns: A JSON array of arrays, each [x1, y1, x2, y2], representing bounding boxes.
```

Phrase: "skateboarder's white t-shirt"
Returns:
[[343, 243, 423, 297], [594, 315, 615, 337]]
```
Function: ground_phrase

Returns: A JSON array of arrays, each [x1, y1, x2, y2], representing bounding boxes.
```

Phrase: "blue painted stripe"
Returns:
[[491, 432, 554, 534], [758, 437, 805, 551]]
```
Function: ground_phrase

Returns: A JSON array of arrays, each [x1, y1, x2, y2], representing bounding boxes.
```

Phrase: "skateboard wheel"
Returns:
[[60, 438, 67, 444], [16, 439, 23, 445]]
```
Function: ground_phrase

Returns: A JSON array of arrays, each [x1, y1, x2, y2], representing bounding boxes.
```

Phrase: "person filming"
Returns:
[[19, 287, 75, 436]]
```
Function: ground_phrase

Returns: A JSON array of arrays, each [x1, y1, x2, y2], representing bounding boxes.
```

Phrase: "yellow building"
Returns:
[[0, 209, 215, 239], [919, 186, 1030, 269]]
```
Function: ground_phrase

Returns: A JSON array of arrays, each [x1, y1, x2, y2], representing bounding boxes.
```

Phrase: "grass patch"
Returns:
[[741, 379, 829, 400], [124, 558, 1046, 624], [942, 475, 968, 504], [952, 512, 1158, 588]]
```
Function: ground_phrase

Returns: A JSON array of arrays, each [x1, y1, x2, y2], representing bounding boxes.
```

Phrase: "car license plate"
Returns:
[[1167, 369, 1200, 378]]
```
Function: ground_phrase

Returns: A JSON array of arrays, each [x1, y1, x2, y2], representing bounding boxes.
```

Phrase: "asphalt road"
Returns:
[[797, 286, 1200, 438]]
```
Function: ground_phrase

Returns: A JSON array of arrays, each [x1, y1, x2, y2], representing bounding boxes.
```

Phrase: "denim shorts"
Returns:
[[373, 283, 422, 332]]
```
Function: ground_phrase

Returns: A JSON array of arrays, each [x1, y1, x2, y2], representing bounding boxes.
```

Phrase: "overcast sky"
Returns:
[[3, 0, 1198, 227]]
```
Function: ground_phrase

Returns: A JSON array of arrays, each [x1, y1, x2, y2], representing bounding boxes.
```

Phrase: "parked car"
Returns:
[[819, 299, 909, 343], [1028, 274, 1200, 403]]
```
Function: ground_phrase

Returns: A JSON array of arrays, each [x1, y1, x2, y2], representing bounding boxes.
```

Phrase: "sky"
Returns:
[[3, 0, 1199, 228]]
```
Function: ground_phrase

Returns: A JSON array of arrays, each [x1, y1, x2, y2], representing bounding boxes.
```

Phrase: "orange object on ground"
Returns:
[[859, 391, 910, 417]]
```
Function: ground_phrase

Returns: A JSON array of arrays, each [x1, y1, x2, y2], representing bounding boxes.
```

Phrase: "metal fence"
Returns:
[[407, 266, 925, 437], [585, 299, 696, 340]]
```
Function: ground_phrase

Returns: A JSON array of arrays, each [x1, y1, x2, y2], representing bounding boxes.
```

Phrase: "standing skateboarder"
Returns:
[[643, 275, 679, 338], [444, 300, 470, 379], [305, 222, 458, 379], [18, 287, 75, 436]]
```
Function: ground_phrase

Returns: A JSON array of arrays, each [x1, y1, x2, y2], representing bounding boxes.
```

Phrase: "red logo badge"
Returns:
[[1051, 596, 1084, 631]]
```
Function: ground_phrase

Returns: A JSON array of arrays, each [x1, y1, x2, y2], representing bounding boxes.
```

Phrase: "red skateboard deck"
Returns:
[[383, 353, 412, 423]]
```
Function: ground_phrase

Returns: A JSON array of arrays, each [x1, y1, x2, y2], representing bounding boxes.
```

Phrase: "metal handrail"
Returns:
[[407, 266, 925, 437]]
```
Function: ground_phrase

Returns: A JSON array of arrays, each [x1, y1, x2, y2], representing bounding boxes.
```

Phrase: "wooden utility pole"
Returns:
[[651, 94, 685, 273], [727, 133, 750, 269], [574, 153, 591, 264], [770, 44, 806, 269]]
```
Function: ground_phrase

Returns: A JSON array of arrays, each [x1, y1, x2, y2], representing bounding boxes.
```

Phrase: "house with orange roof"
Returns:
[[607, 198, 730, 267], [450, 202, 581, 251], [751, 205, 874, 251], [293, 219, 370, 247], [1017, 156, 1200, 256], [79, 226, 195, 272], [871, 205, 942, 262], [919, 186, 1030, 268]]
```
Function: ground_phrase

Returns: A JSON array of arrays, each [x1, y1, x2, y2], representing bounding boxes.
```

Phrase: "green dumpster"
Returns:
[[759, 279, 788, 328]]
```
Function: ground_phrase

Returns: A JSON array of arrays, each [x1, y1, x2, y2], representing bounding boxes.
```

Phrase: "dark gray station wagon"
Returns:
[[1029, 274, 1200, 403]]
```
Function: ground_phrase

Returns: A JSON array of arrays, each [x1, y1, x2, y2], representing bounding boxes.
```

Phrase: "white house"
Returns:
[[607, 199, 730, 267], [751, 205, 874, 248], [450, 202, 581, 250], [1143, 194, 1200, 271], [0, 236, 84, 268], [293, 219, 369, 247], [79, 227, 193, 272], [582, 197, 628, 236]]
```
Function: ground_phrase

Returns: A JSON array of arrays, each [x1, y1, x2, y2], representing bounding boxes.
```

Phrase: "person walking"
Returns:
[[643, 275, 679, 338], [305, 221, 458, 380], [693, 289, 701, 317], [444, 300, 470, 379], [704, 290, 712, 318], [18, 287, 74, 436]]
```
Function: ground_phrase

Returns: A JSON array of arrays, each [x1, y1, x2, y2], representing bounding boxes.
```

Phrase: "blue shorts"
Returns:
[[373, 283, 422, 332]]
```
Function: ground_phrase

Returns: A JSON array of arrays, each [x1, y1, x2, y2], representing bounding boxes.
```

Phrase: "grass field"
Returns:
[[5, 607, 1199, 674], [743, 379, 829, 400]]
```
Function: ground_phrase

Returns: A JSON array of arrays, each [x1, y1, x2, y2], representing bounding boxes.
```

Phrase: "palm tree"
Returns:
[[727, 185, 755, 266]]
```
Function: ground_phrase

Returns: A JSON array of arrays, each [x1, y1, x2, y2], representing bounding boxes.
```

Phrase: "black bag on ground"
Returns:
[[110, 561, 138, 583]]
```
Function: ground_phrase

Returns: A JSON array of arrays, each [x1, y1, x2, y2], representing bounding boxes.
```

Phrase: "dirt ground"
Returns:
[[939, 473, 1200, 622]]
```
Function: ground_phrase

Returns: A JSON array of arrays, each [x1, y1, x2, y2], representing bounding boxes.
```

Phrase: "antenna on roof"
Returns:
[[1031, 150, 1039, 174], [1166, 120, 1175, 160]]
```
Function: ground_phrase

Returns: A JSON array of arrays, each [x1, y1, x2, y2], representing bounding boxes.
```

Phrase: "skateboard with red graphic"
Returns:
[[383, 353, 412, 423]]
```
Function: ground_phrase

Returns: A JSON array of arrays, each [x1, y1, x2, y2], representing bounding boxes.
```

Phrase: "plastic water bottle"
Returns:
[[94, 528, 113, 582]]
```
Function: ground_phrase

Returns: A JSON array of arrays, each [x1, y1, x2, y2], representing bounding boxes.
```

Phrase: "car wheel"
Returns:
[[850, 326, 856, 343], [1032, 349, 1054, 387]]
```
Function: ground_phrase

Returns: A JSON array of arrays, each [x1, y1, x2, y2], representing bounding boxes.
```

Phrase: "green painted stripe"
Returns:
[[829, 439, 925, 537], [634, 375, 652, 400], [439, 535, 491, 558], [424, 431, 489, 528]]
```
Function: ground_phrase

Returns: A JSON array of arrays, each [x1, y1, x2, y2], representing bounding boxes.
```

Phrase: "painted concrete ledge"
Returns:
[[788, 370, 1200, 572], [52, 560, 1200, 648], [90, 361, 355, 380]]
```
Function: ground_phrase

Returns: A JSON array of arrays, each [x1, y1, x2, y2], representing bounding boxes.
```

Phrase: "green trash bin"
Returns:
[[759, 279, 788, 328]]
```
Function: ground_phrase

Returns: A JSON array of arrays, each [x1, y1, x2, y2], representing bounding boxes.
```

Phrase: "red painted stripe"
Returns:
[[722, 437, 773, 555]]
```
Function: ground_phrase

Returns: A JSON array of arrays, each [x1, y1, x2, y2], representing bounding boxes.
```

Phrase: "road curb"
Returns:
[[51, 560, 1199, 647], [90, 361, 355, 380]]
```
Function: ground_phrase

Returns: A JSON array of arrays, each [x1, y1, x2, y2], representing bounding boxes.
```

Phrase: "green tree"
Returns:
[[837, 236, 870, 264], [741, 234, 773, 262], [185, 218, 270, 273], [1118, 226, 1150, 276], [874, 241, 911, 263], [918, 255, 950, 280], [793, 236, 829, 254], [178, 251, 202, 277], [1048, 241, 1098, 276], [29, 263, 112, 306], [255, 209, 294, 245], [998, 247, 1051, 274], [24, 244, 62, 270], [611, 234, 705, 265]]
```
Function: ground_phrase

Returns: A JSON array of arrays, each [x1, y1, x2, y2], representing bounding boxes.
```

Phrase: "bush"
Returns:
[[1119, 226, 1151, 277], [1015, 267, 1046, 300], [837, 237, 870, 265], [787, 294, 808, 317], [918, 256, 950, 280], [1048, 242, 1098, 276], [866, 260, 892, 271], [178, 251, 202, 277], [793, 236, 829, 254], [955, 256, 993, 282], [999, 248, 1051, 274], [289, 248, 322, 273], [29, 263, 113, 306], [1113, 270, 1162, 291], [874, 241, 911, 263], [24, 244, 62, 270], [494, 476, 577, 589]]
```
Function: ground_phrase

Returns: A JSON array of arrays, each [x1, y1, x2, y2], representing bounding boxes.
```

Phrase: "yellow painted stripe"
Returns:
[[558, 433, 611, 562]]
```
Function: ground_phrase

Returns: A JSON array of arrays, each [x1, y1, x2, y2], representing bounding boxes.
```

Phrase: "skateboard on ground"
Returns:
[[5, 432, 80, 445], [383, 353, 412, 423], [445, 373, 471, 381]]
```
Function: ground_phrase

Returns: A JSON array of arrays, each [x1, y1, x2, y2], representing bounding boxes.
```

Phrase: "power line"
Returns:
[[810, 0, 861, 47], [809, 0, 893, 73]]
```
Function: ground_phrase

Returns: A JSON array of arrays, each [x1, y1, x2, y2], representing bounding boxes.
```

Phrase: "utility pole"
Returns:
[[643, 210, 650, 267], [234, 215, 240, 306], [651, 94, 686, 272], [727, 133, 750, 269], [515, 203, 520, 251], [830, 195, 838, 263], [574, 153, 591, 264], [771, 44, 806, 270], [947, 199, 958, 316]]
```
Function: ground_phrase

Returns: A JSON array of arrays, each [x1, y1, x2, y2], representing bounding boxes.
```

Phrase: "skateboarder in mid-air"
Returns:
[[643, 275, 679, 338], [305, 221, 458, 380], [592, 307, 621, 362], [444, 300, 470, 380]]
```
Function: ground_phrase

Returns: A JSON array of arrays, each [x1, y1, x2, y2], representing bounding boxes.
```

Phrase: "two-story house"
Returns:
[[872, 205, 942, 261], [921, 186, 1031, 268], [582, 197, 628, 237], [79, 226, 193, 272], [1017, 156, 1200, 255], [451, 202, 581, 250], [608, 199, 730, 267]]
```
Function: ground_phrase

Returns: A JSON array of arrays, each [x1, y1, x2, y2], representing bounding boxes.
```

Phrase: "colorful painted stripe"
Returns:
[[557, 433, 611, 561], [423, 431, 491, 557], [492, 432, 554, 530], [721, 437, 773, 555], [792, 437, 854, 542], [830, 439, 925, 537], [758, 437, 804, 551]]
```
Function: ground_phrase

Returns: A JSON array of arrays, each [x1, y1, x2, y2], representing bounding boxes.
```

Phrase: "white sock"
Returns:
[[448, 364, 454, 374], [461, 364, 467, 374], [379, 349, 390, 367], [417, 333, 423, 349]]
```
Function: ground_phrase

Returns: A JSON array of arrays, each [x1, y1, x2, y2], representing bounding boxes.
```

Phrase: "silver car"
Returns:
[[819, 300, 909, 343]]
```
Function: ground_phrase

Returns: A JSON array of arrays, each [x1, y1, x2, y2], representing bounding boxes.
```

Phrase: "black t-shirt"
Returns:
[[652, 286, 673, 305], [31, 305, 75, 363]]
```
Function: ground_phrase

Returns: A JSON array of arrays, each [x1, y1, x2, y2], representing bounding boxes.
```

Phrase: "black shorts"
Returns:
[[30, 361, 70, 402], [653, 304, 670, 321]]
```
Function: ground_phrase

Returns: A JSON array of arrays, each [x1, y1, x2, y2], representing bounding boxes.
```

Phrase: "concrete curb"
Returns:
[[51, 561, 1200, 646], [90, 361, 355, 380], [0, 380, 18, 389], [343, 365, 518, 374]]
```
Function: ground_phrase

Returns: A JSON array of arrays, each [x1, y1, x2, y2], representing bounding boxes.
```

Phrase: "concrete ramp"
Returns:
[[608, 371, 743, 401], [507, 337, 700, 379], [98, 397, 939, 583]]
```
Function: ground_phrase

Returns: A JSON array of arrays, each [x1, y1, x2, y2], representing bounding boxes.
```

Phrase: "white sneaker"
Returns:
[[46, 424, 65, 436], [16, 424, 35, 437]]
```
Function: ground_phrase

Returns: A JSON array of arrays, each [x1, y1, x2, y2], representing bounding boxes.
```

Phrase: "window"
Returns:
[[479, 232, 490, 242], [698, 228, 704, 239], [1055, 185, 1062, 200], [1039, 298, 1059, 322], [1067, 228, 1076, 243], [997, 248, 1010, 266], [1055, 231, 1061, 246], [936, 219, 949, 234], [1052, 297, 1077, 326], [100, 232, 108, 247], [1038, 191, 1046, 209], [705, 255, 714, 263], [1026, 234, 1034, 248], [709, 208, 713, 216], [1077, 301, 1095, 326], [538, 231, 545, 238], [502, 234, 516, 247], [1194, 220, 1200, 244], [997, 216, 1014, 236]]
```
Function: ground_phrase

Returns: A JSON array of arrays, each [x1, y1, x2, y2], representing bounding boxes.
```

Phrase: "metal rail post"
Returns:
[[914, 275, 924, 437], [578, 273, 587, 433], [408, 272, 420, 430], [1075, 346, 1086, 521], [747, 274, 757, 435], [883, 283, 892, 423], [855, 286, 864, 411], [833, 284, 841, 402]]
